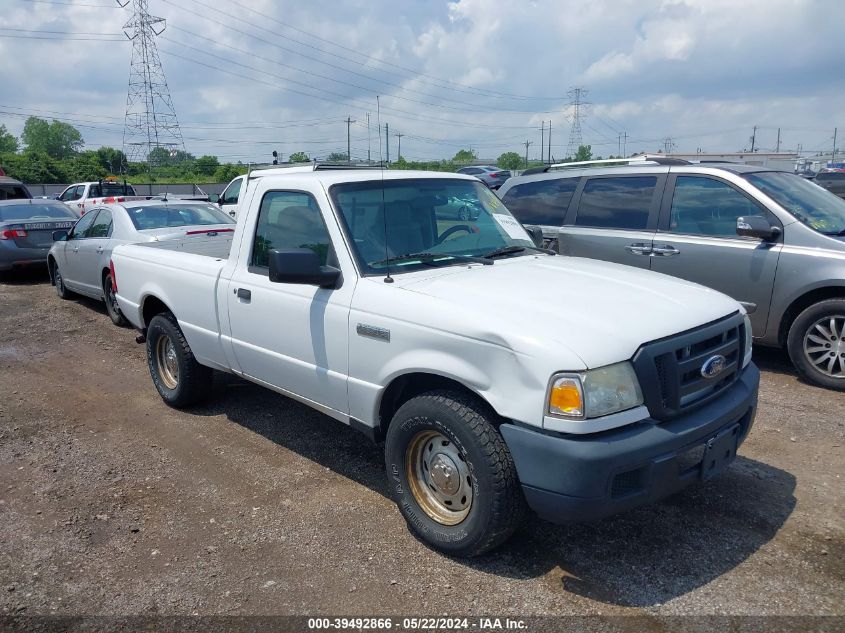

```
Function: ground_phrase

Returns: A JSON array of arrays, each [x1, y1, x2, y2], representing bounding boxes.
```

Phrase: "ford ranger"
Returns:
[[110, 166, 759, 556]]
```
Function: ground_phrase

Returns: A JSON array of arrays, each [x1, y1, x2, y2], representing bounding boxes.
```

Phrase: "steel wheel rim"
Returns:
[[405, 430, 473, 526], [155, 335, 179, 389], [803, 314, 845, 379]]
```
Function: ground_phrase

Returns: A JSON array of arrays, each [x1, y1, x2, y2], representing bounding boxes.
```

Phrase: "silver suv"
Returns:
[[498, 157, 845, 390]]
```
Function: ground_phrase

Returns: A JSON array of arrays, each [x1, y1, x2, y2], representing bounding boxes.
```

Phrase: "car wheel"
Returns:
[[787, 299, 845, 391], [52, 261, 71, 300], [384, 390, 525, 557], [146, 312, 212, 407], [103, 273, 127, 327]]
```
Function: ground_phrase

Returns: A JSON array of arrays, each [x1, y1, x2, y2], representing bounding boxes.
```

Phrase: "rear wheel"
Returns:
[[51, 261, 71, 299], [103, 273, 127, 327], [384, 390, 525, 557], [146, 312, 212, 407], [787, 299, 845, 391]]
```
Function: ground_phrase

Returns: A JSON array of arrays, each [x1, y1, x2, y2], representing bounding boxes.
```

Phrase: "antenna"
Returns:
[[376, 97, 393, 284]]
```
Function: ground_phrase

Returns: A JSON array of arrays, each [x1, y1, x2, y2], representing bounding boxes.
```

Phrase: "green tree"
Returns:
[[326, 152, 348, 163], [573, 144, 592, 162], [497, 152, 522, 170], [452, 148, 477, 164], [289, 151, 310, 163], [95, 147, 128, 174], [194, 155, 219, 176], [213, 163, 246, 182], [64, 151, 107, 181], [0, 125, 18, 154], [21, 117, 83, 160], [0, 150, 66, 183]]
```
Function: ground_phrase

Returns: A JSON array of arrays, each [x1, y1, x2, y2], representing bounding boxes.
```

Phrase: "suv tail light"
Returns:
[[109, 259, 117, 292], [0, 229, 28, 240]]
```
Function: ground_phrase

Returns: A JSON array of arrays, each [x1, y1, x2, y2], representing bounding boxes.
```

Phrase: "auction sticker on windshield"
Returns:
[[492, 213, 530, 240]]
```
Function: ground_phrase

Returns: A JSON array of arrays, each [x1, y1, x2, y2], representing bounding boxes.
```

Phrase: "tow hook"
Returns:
[[135, 331, 147, 344]]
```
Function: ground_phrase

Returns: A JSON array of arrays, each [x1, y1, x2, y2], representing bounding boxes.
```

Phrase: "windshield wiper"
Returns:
[[821, 229, 845, 236], [483, 244, 556, 259], [372, 252, 493, 266]]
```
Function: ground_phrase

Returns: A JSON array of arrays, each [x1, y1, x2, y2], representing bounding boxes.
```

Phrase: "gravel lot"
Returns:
[[0, 270, 842, 618]]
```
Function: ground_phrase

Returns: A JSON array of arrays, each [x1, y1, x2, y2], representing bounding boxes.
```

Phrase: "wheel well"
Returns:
[[778, 287, 845, 346], [141, 296, 172, 328], [47, 255, 56, 284], [377, 373, 497, 441], [101, 267, 110, 287]]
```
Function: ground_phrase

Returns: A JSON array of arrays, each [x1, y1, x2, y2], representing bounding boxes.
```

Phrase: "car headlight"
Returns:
[[743, 314, 753, 368], [548, 362, 644, 419]]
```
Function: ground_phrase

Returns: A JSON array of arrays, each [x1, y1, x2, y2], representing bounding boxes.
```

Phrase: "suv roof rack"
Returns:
[[246, 161, 385, 179], [524, 155, 692, 174]]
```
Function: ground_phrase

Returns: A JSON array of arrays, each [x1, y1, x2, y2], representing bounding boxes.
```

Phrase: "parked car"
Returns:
[[111, 167, 758, 556], [0, 175, 33, 200], [57, 180, 139, 216], [48, 200, 235, 325], [498, 158, 845, 390], [456, 165, 511, 189], [0, 200, 77, 273], [211, 165, 317, 219], [815, 171, 845, 199]]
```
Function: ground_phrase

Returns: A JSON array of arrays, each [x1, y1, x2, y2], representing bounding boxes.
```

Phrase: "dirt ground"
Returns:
[[0, 269, 842, 618]]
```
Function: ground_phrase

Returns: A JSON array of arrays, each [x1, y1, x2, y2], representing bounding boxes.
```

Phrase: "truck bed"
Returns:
[[130, 234, 233, 260]]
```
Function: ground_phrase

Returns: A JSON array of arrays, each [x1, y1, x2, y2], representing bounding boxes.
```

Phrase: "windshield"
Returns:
[[0, 202, 76, 221], [90, 182, 136, 197], [330, 178, 534, 274], [746, 171, 845, 235], [125, 203, 235, 230]]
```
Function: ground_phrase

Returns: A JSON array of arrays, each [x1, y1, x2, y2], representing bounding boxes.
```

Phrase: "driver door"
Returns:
[[60, 210, 99, 290]]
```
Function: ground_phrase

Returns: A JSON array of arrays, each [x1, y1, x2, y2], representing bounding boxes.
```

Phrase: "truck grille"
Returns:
[[632, 313, 745, 421]]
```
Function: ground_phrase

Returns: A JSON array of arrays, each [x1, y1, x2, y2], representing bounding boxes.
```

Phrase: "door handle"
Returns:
[[229, 210, 236, 217], [72, 247, 79, 253], [96, 247, 105, 253], [625, 243, 652, 255], [235, 288, 251, 301], [651, 244, 680, 256]]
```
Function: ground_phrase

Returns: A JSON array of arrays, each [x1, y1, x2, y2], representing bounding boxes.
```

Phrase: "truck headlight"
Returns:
[[743, 314, 753, 368], [548, 362, 644, 419]]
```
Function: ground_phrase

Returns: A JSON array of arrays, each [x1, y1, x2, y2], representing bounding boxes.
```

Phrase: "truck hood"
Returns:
[[394, 254, 741, 369]]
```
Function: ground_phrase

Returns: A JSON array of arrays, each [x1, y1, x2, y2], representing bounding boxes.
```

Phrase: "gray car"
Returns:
[[0, 200, 77, 273], [0, 175, 33, 200], [456, 165, 511, 189], [815, 171, 845, 199], [48, 200, 235, 325], [498, 158, 845, 390]]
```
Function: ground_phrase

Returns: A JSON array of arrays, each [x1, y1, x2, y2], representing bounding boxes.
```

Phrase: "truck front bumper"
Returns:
[[499, 363, 759, 523]]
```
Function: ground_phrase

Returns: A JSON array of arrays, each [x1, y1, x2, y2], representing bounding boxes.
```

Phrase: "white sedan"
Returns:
[[48, 200, 235, 325]]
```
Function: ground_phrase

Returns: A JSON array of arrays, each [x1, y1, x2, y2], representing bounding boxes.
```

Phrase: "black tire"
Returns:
[[384, 390, 525, 557], [146, 312, 212, 407], [103, 273, 127, 327], [51, 260, 72, 300], [787, 299, 845, 391]]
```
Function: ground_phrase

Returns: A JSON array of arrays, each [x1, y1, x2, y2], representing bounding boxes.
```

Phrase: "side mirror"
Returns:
[[268, 248, 341, 288], [209, 193, 220, 203], [523, 224, 545, 248], [52, 229, 68, 242], [736, 216, 781, 242]]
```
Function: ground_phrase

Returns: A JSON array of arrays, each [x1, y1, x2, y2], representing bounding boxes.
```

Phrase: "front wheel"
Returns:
[[103, 273, 127, 327], [384, 390, 525, 557], [146, 312, 212, 407], [787, 299, 845, 391]]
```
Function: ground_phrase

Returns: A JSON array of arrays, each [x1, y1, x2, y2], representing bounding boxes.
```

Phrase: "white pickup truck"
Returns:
[[111, 167, 760, 556]]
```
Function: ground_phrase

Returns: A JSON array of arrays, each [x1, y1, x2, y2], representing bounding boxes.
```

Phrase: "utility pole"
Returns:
[[523, 140, 532, 168], [776, 128, 781, 153], [617, 133, 621, 157], [395, 131, 403, 161], [366, 112, 371, 165], [623, 131, 628, 157], [833, 127, 838, 164], [750, 125, 758, 152], [385, 123, 389, 163], [663, 137, 675, 154], [539, 121, 545, 162], [345, 115, 355, 164], [547, 120, 552, 164]]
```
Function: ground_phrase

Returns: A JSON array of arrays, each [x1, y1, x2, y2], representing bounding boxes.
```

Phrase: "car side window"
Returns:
[[501, 178, 578, 226], [221, 178, 242, 205], [574, 176, 657, 230], [87, 209, 113, 238], [68, 210, 99, 239], [667, 176, 766, 237], [59, 187, 75, 202], [251, 191, 331, 270], [74, 185, 86, 200]]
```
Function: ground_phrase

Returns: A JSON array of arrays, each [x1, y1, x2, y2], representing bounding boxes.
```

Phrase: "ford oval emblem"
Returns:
[[701, 354, 727, 379]]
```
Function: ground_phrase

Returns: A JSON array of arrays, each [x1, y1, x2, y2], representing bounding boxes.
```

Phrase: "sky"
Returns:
[[0, 0, 843, 164]]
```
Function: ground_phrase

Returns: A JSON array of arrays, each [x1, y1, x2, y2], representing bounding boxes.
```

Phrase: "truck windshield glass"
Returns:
[[330, 178, 533, 275], [746, 172, 845, 235], [126, 204, 235, 230]]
